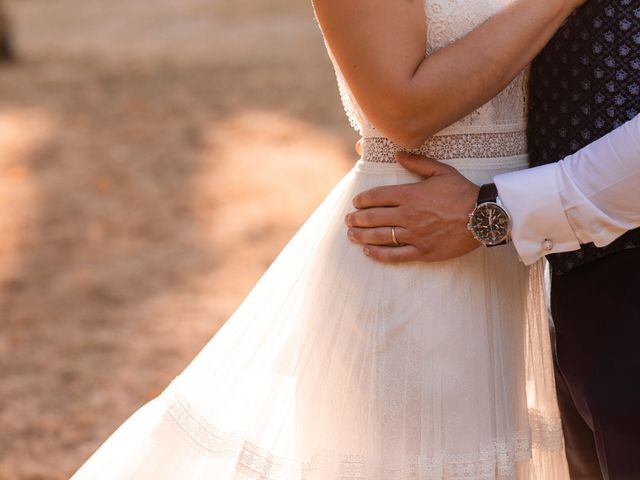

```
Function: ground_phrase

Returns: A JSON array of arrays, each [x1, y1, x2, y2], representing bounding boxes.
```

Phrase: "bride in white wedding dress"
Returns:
[[71, 1, 583, 479]]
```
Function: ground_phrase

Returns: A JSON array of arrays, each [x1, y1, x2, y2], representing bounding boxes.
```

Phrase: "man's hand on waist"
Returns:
[[345, 152, 481, 263]]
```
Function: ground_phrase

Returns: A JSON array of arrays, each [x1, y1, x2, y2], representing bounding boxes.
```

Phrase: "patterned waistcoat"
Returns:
[[528, 0, 640, 275]]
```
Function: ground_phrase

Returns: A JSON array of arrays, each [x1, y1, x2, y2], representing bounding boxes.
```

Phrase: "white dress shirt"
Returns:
[[494, 114, 640, 265]]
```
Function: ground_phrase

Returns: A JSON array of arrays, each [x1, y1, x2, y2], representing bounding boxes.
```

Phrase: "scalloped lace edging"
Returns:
[[157, 388, 563, 479]]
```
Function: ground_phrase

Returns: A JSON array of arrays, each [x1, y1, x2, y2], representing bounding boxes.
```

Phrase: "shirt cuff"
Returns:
[[556, 160, 632, 247], [494, 164, 581, 265]]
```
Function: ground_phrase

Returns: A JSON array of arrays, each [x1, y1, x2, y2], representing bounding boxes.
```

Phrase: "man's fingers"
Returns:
[[352, 185, 410, 209], [348, 226, 410, 246], [363, 244, 422, 263], [396, 152, 452, 178], [345, 207, 404, 228]]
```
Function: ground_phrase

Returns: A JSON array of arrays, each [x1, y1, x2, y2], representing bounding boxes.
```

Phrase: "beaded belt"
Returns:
[[361, 131, 528, 163]]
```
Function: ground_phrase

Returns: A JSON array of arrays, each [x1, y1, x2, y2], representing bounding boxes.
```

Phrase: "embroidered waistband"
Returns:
[[362, 131, 528, 163]]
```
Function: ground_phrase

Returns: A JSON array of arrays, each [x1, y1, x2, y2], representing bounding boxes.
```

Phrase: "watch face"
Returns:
[[468, 202, 511, 246]]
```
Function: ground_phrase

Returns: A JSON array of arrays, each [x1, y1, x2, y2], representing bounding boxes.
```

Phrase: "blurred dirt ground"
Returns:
[[0, 1, 356, 478]]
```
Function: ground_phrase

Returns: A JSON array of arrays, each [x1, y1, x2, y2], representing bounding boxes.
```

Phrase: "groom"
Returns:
[[347, 2, 640, 479]]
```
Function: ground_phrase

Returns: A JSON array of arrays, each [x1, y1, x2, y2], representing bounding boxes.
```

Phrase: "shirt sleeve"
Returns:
[[494, 114, 640, 265]]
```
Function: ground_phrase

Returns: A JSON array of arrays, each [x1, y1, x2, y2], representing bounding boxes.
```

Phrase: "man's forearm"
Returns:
[[399, 0, 579, 146], [495, 115, 640, 265]]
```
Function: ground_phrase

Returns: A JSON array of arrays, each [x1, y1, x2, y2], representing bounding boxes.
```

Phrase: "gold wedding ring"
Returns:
[[390, 226, 400, 246]]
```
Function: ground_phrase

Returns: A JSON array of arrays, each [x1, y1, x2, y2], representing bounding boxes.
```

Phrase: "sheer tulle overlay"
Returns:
[[72, 0, 570, 478], [72, 159, 568, 480]]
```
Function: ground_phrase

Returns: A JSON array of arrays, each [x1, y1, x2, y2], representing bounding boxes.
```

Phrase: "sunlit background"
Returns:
[[0, 1, 356, 478]]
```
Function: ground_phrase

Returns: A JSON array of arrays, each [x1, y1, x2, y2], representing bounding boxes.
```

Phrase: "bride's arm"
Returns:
[[313, 0, 583, 148]]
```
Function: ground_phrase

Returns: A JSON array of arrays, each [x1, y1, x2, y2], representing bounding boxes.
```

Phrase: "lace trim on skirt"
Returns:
[[528, 409, 564, 451], [361, 132, 527, 164], [161, 387, 535, 480]]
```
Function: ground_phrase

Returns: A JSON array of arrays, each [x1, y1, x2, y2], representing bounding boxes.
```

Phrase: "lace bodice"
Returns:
[[328, 0, 529, 162]]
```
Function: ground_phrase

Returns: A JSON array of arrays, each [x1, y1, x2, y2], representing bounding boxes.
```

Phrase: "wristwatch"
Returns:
[[467, 183, 512, 247]]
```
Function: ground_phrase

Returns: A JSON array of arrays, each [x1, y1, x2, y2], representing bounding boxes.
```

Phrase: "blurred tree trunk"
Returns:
[[0, 1, 15, 62]]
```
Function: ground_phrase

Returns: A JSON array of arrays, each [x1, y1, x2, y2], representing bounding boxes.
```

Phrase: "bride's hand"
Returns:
[[566, 0, 588, 8]]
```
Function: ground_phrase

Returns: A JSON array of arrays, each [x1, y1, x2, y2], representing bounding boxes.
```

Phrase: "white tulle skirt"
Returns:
[[71, 156, 569, 480]]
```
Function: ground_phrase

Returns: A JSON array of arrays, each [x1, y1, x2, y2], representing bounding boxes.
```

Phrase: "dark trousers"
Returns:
[[550, 249, 640, 480]]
